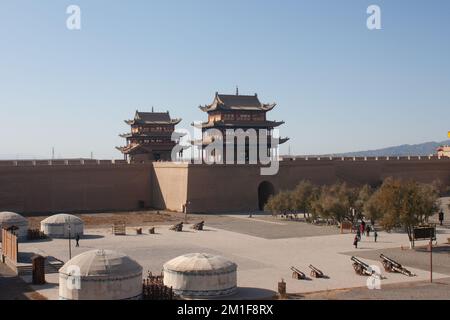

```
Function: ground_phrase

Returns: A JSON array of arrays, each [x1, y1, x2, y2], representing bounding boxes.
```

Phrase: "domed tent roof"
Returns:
[[59, 249, 142, 278], [41, 213, 83, 225], [164, 253, 237, 274], [0, 212, 27, 225]]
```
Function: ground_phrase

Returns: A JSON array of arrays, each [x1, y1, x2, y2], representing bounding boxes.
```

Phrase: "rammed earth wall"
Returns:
[[0, 157, 449, 214]]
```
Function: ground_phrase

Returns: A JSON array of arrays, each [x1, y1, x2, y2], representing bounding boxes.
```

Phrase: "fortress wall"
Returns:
[[184, 158, 450, 213], [0, 163, 153, 214], [380, 160, 450, 183], [278, 158, 450, 188], [0, 158, 449, 215], [151, 163, 189, 212]]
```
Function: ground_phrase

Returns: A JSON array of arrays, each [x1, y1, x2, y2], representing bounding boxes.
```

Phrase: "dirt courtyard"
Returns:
[[25, 210, 188, 230]]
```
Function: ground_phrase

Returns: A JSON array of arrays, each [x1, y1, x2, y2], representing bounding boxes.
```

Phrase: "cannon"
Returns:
[[309, 265, 325, 278], [290, 266, 306, 280], [170, 222, 183, 232], [191, 221, 205, 231], [380, 254, 415, 277], [351, 256, 374, 276]]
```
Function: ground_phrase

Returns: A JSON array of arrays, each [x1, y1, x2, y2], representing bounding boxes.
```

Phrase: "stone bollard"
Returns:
[[278, 279, 287, 299], [32, 254, 46, 285]]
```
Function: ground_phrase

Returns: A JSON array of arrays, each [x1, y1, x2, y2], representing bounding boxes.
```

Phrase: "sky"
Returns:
[[0, 0, 449, 159]]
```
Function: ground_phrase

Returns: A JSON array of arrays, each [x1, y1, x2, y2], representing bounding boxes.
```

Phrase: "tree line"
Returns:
[[264, 178, 446, 241]]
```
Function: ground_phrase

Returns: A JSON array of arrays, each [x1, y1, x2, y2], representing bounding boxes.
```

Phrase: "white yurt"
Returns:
[[163, 253, 237, 298], [59, 249, 143, 300], [40, 214, 84, 238], [0, 211, 28, 242]]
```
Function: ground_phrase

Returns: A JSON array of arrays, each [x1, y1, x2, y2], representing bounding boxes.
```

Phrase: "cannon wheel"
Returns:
[[382, 261, 393, 272]]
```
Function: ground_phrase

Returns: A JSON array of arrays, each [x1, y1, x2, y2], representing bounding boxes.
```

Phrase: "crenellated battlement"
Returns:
[[281, 155, 450, 162], [0, 159, 134, 167], [1, 155, 449, 168]]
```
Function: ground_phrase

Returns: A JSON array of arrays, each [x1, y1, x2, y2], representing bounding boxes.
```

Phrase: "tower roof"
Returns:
[[199, 92, 276, 112], [125, 110, 181, 125]]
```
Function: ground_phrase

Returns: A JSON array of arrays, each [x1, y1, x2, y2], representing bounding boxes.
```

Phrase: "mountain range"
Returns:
[[329, 140, 450, 157]]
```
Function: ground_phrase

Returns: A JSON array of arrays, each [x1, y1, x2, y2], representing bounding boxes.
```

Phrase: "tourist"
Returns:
[[374, 230, 378, 243], [439, 211, 444, 226], [360, 221, 366, 236], [366, 225, 371, 237], [353, 235, 359, 249], [75, 234, 80, 247], [356, 229, 361, 241]]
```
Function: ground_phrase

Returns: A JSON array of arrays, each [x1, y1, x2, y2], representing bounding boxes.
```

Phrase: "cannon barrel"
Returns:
[[380, 254, 415, 276], [290, 266, 301, 273], [351, 256, 370, 269], [309, 264, 324, 277], [309, 265, 322, 272], [392, 265, 415, 277], [290, 266, 306, 278], [380, 254, 402, 268], [290, 266, 305, 274]]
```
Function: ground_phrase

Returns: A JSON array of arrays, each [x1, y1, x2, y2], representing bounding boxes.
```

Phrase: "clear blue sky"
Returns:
[[1, 0, 449, 159]]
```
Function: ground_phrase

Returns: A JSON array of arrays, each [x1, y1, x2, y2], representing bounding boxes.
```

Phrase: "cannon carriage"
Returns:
[[309, 265, 325, 278], [351, 256, 374, 276], [170, 222, 183, 232], [191, 221, 205, 231], [290, 266, 306, 280]]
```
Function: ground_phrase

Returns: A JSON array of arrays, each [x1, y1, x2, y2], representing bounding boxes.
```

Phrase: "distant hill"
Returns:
[[331, 140, 450, 157]]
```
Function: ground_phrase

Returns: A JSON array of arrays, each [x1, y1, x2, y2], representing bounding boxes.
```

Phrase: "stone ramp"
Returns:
[[14, 251, 64, 276]]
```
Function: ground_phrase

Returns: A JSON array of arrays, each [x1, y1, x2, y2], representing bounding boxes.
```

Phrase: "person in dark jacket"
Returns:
[[75, 234, 80, 247], [374, 230, 378, 243], [439, 211, 444, 226], [366, 225, 371, 237], [353, 235, 359, 249]]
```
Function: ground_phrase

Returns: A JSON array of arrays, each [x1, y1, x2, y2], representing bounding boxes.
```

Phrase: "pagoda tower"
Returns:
[[193, 91, 289, 163], [117, 110, 183, 163]]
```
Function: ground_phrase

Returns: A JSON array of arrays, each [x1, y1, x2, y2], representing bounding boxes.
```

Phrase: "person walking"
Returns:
[[374, 230, 378, 243], [75, 234, 80, 247], [353, 235, 359, 249], [366, 224, 371, 237], [439, 210, 444, 226], [356, 229, 361, 241]]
